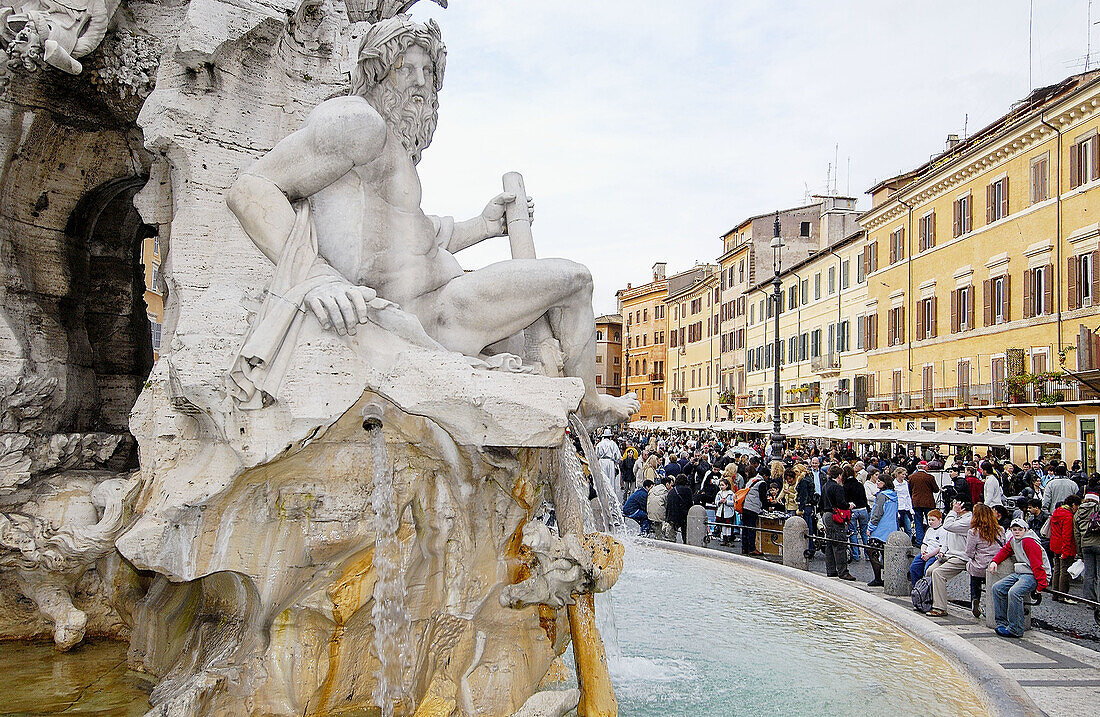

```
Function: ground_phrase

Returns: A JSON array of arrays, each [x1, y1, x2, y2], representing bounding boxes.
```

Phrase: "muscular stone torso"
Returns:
[[309, 128, 463, 309]]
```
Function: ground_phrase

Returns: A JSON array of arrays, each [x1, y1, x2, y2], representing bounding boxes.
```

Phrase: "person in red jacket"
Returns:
[[1049, 494, 1082, 602], [989, 517, 1051, 638], [966, 467, 985, 506]]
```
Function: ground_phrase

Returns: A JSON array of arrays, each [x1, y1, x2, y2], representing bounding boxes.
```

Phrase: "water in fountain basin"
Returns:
[[580, 539, 985, 717], [368, 427, 413, 717]]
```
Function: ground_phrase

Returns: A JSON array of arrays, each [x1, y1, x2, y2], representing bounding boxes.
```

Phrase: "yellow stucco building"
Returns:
[[665, 264, 720, 422], [594, 314, 622, 396], [858, 70, 1100, 467], [617, 263, 669, 421]]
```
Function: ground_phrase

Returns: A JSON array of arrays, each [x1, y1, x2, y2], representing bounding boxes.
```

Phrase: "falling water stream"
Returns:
[[368, 425, 412, 717], [560, 420, 626, 665]]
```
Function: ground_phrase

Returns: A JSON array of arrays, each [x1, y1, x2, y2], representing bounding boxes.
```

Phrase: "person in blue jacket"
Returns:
[[866, 473, 898, 587], [623, 480, 653, 535]]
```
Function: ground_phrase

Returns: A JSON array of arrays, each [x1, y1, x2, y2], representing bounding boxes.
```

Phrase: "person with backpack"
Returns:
[[909, 509, 946, 587], [927, 500, 973, 617], [989, 517, 1051, 638], [1072, 479, 1100, 606], [739, 466, 773, 556]]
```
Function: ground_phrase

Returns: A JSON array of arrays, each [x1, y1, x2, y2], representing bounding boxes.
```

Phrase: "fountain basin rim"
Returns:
[[650, 541, 1044, 717]]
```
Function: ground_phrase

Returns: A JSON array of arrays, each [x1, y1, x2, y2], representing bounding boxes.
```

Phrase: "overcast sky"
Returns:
[[412, 1, 1096, 315]]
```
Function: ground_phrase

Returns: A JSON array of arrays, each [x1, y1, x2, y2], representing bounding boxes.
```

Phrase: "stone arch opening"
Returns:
[[64, 177, 158, 438]]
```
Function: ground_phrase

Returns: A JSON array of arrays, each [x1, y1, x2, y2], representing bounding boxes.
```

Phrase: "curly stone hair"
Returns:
[[350, 16, 446, 97]]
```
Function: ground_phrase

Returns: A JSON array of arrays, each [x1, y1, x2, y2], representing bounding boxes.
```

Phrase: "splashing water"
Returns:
[[368, 428, 412, 717], [558, 438, 597, 532], [560, 420, 626, 669], [567, 415, 626, 534]]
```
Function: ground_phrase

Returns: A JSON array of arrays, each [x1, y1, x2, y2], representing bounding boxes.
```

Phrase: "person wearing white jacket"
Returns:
[[909, 510, 947, 585], [982, 462, 1004, 507], [928, 500, 973, 616]]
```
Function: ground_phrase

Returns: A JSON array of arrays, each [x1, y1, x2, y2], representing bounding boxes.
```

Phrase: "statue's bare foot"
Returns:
[[579, 392, 639, 431]]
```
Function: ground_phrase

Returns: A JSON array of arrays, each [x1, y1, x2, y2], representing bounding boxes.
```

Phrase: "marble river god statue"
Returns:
[[113, 4, 634, 717]]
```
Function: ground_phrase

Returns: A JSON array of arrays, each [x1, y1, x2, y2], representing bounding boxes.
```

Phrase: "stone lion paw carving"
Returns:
[[0, 474, 138, 649]]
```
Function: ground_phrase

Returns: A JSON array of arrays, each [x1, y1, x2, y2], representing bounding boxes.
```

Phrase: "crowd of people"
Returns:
[[592, 427, 1100, 640]]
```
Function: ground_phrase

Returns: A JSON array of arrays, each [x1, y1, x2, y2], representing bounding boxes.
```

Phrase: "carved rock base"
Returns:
[[122, 390, 571, 717]]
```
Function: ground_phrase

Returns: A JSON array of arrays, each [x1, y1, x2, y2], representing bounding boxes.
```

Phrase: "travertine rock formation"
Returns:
[[0, 3, 618, 715]]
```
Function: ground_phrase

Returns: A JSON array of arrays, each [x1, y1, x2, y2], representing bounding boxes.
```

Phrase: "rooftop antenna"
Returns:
[[825, 162, 832, 197], [1029, 0, 1034, 88], [833, 143, 839, 194], [1088, 0, 1094, 72], [963, 113, 969, 140]]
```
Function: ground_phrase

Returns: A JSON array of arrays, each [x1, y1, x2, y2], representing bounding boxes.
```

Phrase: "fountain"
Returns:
[[0, 3, 1043, 717]]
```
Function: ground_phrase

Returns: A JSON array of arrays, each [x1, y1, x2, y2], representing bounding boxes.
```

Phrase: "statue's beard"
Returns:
[[366, 81, 439, 164]]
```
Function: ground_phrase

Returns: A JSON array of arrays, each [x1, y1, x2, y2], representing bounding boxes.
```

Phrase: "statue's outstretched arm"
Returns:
[[443, 193, 535, 254]]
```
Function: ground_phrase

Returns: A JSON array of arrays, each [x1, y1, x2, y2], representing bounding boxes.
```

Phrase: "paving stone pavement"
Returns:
[[680, 532, 1100, 716]]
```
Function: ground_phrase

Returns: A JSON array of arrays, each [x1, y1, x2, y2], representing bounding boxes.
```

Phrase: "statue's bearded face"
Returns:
[[366, 44, 440, 164]]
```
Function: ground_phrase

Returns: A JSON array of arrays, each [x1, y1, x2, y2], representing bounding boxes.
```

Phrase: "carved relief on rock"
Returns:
[[0, 0, 120, 75], [0, 473, 138, 649]]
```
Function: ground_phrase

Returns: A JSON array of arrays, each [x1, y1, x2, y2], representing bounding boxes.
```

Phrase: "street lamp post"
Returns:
[[769, 211, 785, 462]]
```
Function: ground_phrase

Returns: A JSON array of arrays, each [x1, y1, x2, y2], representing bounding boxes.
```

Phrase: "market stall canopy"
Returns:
[[1004, 430, 1072, 445]]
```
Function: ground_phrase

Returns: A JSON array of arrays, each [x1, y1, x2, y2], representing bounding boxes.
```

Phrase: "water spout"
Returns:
[[367, 424, 412, 717]]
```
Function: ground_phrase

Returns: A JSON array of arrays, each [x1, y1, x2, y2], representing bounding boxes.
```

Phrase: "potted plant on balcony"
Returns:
[[1003, 374, 1030, 404]]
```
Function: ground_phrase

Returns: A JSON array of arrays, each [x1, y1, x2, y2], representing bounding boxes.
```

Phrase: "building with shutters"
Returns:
[[616, 263, 669, 421], [856, 70, 1100, 469], [140, 231, 164, 360], [665, 264, 721, 423], [732, 198, 866, 426], [716, 199, 856, 418], [594, 314, 623, 396]]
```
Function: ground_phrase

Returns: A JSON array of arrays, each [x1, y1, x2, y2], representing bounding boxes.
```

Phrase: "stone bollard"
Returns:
[[686, 505, 708, 547], [783, 515, 809, 570], [884, 531, 913, 596], [983, 563, 1032, 631]]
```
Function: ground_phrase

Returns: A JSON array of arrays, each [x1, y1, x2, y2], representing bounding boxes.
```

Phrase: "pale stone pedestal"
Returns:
[[782, 516, 809, 570], [686, 505, 708, 547], [884, 531, 914, 597]]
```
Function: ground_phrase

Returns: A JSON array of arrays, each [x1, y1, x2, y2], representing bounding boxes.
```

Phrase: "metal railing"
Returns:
[[685, 512, 1099, 623]]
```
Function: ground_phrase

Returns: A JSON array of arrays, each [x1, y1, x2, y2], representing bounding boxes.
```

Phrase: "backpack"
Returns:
[[1086, 505, 1100, 535], [911, 576, 933, 613], [734, 478, 760, 512]]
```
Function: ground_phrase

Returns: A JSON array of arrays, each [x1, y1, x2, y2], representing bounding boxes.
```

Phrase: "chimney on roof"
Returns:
[[946, 134, 960, 151], [652, 262, 667, 281]]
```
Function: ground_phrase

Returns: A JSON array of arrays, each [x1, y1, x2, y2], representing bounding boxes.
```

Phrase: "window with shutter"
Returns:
[[1093, 135, 1100, 181], [1031, 155, 1049, 204], [1071, 138, 1082, 188], [986, 182, 994, 224], [1001, 274, 1011, 322], [953, 199, 961, 237], [983, 279, 992, 326], [1092, 250, 1100, 304], [1043, 262, 1053, 315], [916, 303, 924, 341], [1023, 269, 1033, 319], [930, 296, 937, 338], [1069, 255, 1080, 310], [951, 289, 959, 333]]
